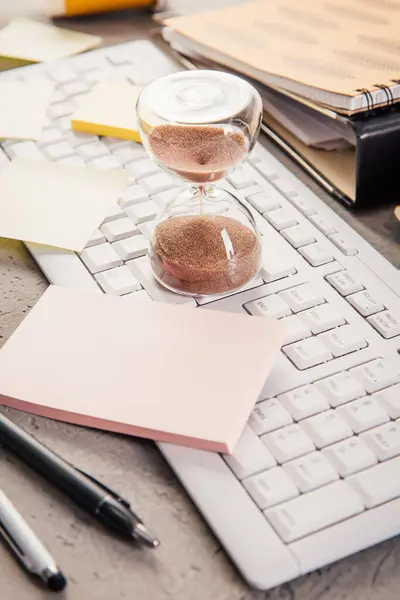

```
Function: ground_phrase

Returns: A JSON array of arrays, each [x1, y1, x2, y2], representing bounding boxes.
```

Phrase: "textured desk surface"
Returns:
[[0, 10, 399, 600]]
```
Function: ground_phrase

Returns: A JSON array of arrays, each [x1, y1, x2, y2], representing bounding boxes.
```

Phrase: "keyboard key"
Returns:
[[151, 187, 181, 207], [350, 359, 400, 393], [65, 130, 97, 148], [281, 225, 316, 249], [278, 385, 329, 421], [338, 397, 389, 433], [246, 190, 280, 213], [224, 425, 277, 479], [262, 424, 315, 463], [283, 452, 338, 492], [361, 421, 400, 461], [37, 127, 63, 147], [260, 247, 296, 283], [374, 385, 400, 419], [299, 242, 334, 267], [243, 468, 298, 509], [101, 217, 137, 242], [91, 155, 121, 170], [318, 325, 367, 357], [138, 221, 156, 240], [280, 315, 311, 345], [348, 457, 400, 508], [227, 164, 257, 189], [329, 233, 358, 256], [309, 214, 337, 236], [85, 228, 106, 247], [249, 399, 293, 435], [77, 142, 110, 161], [265, 481, 364, 543], [119, 184, 149, 208], [140, 172, 175, 194], [42, 141, 75, 161], [301, 411, 353, 448], [326, 270, 363, 296], [323, 437, 377, 476], [113, 234, 148, 260], [47, 65, 77, 84], [6, 141, 45, 161], [125, 200, 159, 224], [125, 158, 160, 179], [265, 208, 298, 231], [80, 243, 122, 274], [113, 144, 146, 165], [347, 290, 385, 317], [95, 265, 141, 295], [279, 284, 325, 312], [48, 101, 75, 119], [287, 193, 316, 216], [58, 156, 85, 167], [61, 79, 90, 97], [103, 203, 125, 223], [315, 372, 366, 407], [283, 338, 333, 369], [368, 311, 400, 339], [245, 294, 291, 319], [299, 304, 345, 334], [126, 256, 196, 305], [273, 178, 297, 197]]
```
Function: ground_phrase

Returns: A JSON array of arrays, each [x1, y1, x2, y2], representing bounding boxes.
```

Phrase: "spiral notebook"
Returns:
[[164, 0, 400, 114]]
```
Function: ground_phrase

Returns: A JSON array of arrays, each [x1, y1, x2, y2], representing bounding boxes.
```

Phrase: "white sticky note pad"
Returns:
[[0, 285, 284, 453], [0, 81, 54, 140], [0, 18, 102, 62], [71, 80, 142, 142], [0, 159, 129, 251]]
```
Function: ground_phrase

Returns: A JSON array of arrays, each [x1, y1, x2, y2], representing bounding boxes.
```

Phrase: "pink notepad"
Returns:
[[0, 286, 283, 453]]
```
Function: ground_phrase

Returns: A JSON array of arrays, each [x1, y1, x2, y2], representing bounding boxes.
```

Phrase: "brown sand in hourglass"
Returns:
[[148, 124, 247, 183], [151, 215, 260, 296]]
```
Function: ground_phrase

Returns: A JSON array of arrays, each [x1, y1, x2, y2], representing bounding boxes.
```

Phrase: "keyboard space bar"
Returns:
[[159, 442, 300, 590]]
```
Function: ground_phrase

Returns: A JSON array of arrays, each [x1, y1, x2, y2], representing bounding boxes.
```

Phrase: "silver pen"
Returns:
[[0, 490, 66, 592]]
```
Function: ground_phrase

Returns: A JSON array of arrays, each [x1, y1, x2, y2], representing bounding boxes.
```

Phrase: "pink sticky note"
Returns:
[[0, 285, 283, 453]]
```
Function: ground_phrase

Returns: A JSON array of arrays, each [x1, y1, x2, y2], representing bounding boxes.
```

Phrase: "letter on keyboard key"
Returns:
[[368, 311, 400, 339], [326, 270, 363, 296], [281, 225, 316, 249], [299, 304, 345, 334], [299, 242, 334, 266], [323, 437, 377, 476], [278, 385, 329, 420], [246, 190, 281, 214], [315, 372, 366, 407], [80, 242, 123, 274], [249, 399, 293, 435], [126, 256, 196, 305], [262, 424, 315, 463], [329, 233, 358, 256], [245, 294, 291, 319], [280, 315, 311, 345], [350, 359, 400, 393], [260, 248, 296, 283], [265, 208, 298, 231], [361, 422, 400, 461], [224, 425, 277, 479], [374, 384, 400, 419], [113, 234, 148, 260], [243, 467, 298, 509], [338, 397, 389, 433], [95, 265, 141, 295], [283, 452, 338, 492], [301, 411, 353, 448], [283, 338, 333, 370], [348, 457, 400, 508], [347, 290, 385, 317], [279, 283, 325, 312], [318, 325, 367, 357], [265, 481, 364, 543]]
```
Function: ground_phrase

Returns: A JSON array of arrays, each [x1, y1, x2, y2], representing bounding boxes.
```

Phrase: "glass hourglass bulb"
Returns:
[[136, 70, 263, 296]]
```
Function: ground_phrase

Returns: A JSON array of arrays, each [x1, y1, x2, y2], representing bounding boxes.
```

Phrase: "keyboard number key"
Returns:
[[323, 437, 377, 476], [361, 422, 400, 461], [315, 372, 366, 407], [261, 424, 315, 463], [278, 385, 329, 420], [338, 397, 389, 433], [248, 399, 293, 435], [301, 410, 353, 448]]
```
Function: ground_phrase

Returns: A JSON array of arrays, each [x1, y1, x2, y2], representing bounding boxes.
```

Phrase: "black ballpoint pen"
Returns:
[[0, 414, 159, 548]]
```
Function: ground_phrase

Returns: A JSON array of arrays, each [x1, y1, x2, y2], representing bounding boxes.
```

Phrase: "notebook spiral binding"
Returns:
[[356, 88, 374, 113], [375, 84, 394, 109]]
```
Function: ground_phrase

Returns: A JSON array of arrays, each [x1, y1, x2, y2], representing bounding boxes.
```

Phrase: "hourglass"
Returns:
[[136, 70, 263, 296]]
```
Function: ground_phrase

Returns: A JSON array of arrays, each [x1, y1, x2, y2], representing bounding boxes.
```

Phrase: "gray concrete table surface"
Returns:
[[1, 10, 400, 600]]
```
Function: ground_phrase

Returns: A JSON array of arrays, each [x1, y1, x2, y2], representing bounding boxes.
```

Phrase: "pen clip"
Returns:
[[76, 469, 131, 509]]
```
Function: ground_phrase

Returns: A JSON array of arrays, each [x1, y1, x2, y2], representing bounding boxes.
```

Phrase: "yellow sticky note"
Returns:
[[0, 18, 102, 62], [0, 81, 54, 140], [71, 80, 142, 142], [0, 159, 129, 251]]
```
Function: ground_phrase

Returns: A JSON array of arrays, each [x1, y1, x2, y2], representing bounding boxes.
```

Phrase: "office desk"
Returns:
[[0, 10, 399, 600]]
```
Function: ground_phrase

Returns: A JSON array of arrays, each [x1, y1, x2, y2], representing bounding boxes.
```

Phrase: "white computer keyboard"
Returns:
[[1, 40, 399, 591]]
